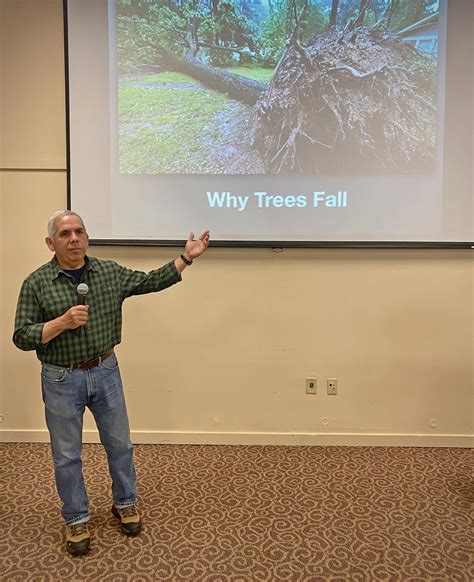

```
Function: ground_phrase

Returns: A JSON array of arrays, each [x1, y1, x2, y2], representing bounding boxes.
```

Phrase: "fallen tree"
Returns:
[[157, 47, 266, 106], [154, 3, 437, 176]]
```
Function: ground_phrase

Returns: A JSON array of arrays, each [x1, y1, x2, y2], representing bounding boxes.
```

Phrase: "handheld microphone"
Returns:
[[77, 283, 89, 305]]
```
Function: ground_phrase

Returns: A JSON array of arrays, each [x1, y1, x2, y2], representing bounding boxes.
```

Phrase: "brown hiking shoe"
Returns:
[[66, 522, 90, 556], [112, 504, 142, 536]]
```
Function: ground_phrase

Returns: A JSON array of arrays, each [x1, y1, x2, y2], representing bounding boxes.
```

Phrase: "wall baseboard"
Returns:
[[0, 429, 472, 448]]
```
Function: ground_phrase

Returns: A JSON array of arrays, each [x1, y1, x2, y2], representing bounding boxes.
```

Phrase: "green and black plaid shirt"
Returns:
[[13, 255, 181, 365]]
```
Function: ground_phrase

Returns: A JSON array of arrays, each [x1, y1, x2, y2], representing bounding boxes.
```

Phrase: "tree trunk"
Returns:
[[211, 0, 219, 44], [354, 0, 371, 28], [158, 48, 266, 105], [329, 0, 339, 29], [197, 42, 258, 61], [385, 0, 400, 28]]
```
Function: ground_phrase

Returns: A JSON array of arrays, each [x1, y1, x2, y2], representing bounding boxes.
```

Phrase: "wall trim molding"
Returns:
[[1, 429, 472, 448]]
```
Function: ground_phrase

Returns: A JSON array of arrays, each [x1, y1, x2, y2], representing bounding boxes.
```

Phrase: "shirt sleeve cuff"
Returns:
[[168, 260, 182, 282], [14, 322, 45, 351]]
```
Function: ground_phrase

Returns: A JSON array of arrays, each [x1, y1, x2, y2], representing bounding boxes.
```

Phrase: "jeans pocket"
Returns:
[[41, 365, 68, 383], [99, 353, 118, 370]]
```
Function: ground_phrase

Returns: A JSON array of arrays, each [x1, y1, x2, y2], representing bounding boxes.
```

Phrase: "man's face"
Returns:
[[46, 214, 89, 269]]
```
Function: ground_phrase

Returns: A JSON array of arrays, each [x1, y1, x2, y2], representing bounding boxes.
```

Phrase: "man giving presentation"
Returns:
[[13, 210, 210, 556]]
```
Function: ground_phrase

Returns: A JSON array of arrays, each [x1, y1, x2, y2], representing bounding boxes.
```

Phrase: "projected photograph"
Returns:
[[116, 0, 440, 175]]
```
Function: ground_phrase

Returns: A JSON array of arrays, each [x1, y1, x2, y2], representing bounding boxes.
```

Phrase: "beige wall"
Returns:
[[0, 0, 472, 446]]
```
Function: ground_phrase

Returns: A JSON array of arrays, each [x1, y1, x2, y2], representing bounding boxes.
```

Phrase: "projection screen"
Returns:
[[65, 0, 473, 247]]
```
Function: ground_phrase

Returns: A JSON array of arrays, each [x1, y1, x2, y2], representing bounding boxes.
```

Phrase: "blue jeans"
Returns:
[[41, 353, 136, 525]]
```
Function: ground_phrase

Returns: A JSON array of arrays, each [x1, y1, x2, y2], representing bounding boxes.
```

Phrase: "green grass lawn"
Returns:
[[225, 66, 274, 83], [119, 80, 227, 173], [119, 66, 271, 173]]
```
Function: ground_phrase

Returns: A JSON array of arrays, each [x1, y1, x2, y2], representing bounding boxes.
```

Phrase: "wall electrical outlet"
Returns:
[[306, 377, 317, 394], [327, 378, 338, 395], [327, 378, 337, 396]]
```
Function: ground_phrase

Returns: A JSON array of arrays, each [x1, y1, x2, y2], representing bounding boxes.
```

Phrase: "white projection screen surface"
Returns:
[[65, 0, 473, 247]]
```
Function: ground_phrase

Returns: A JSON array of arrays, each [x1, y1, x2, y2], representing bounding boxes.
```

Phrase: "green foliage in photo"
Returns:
[[117, 1, 188, 73], [256, 0, 327, 66]]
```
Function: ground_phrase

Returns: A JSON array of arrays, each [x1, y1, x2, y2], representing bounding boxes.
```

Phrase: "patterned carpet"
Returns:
[[0, 443, 472, 581]]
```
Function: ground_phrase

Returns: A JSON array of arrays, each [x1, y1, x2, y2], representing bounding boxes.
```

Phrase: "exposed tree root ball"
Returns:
[[253, 25, 437, 174]]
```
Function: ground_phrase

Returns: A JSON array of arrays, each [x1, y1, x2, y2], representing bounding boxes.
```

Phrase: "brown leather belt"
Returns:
[[61, 350, 114, 370]]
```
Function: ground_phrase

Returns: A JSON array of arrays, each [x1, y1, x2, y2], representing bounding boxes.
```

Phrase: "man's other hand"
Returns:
[[62, 305, 89, 329]]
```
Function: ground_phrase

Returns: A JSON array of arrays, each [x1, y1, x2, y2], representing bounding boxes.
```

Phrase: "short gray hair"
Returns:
[[47, 210, 86, 239]]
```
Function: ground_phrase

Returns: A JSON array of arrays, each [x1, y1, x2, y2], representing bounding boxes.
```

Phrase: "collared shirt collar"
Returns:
[[48, 255, 97, 280]]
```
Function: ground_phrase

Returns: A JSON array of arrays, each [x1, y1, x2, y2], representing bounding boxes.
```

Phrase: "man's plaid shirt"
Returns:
[[13, 255, 181, 365]]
